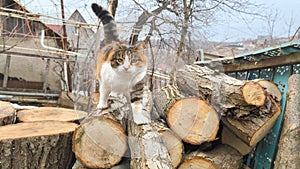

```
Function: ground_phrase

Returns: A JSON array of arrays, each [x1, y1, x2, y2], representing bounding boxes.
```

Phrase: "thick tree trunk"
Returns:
[[222, 96, 281, 147], [0, 101, 15, 126], [274, 74, 300, 169], [17, 107, 87, 123], [154, 85, 219, 145], [72, 96, 129, 169], [0, 121, 78, 169], [176, 65, 267, 116], [178, 144, 243, 169]]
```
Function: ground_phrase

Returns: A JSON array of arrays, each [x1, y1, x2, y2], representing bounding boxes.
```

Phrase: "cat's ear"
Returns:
[[135, 41, 146, 52]]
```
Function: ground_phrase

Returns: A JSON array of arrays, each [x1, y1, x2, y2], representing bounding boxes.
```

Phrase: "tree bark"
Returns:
[[154, 85, 219, 145], [72, 96, 129, 169], [0, 101, 15, 126], [178, 144, 243, 169], [222, 96, 281, 147], [17, 107, 87, 123], [153, 121, 184, 168], [0, 121, 78, 169], [274, 74, 300, 169], [128, 84, 173, 169], [176, 65, 267, 116]]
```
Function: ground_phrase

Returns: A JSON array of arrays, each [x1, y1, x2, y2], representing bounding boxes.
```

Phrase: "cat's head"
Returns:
[[104, 41, 147, 74]]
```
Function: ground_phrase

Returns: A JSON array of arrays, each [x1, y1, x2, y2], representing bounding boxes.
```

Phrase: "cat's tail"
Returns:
[[91, 3, 119, 43]]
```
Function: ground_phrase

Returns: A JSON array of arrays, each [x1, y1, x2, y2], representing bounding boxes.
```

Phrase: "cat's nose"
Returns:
[[124, 66, 130, 71]]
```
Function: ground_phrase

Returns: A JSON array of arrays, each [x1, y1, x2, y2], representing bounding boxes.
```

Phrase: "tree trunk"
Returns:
[[128, 84, 173, 169], [221, 125, 253, 155], [0, 121, 78, 169], [274, 74, 300, 169], [72, 96, 129, 169], [176, 65, 267, 116], [0, 101, 15, 126], [154, 85, 219, 145], [178, 144, 243, 169], [17, 107, 87, 123]]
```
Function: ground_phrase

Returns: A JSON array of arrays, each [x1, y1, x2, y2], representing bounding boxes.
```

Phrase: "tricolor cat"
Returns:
[[92, 3, 148, 109]]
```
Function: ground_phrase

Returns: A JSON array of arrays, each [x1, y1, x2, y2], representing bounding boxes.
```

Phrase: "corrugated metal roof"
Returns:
[[234, 39, 300, 63]]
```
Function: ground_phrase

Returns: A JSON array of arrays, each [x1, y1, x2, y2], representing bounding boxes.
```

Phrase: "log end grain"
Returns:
[[159, 129, 184, 168], [0, 120, 78, 140], [72, 117, 127, 169], [167, 97, 219, 145], [179, 144, 243, 169], [0, 101, 15, 126], [178, 157, 218, 169], [254, 79, 282, 102], [17, 107, 87, 122], [242, 81, 266, 106]]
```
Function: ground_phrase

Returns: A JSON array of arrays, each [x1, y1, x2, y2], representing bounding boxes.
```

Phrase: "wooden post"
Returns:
[[3, 54, 11, 88]]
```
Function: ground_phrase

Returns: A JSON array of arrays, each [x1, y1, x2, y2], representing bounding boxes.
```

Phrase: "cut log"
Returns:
[[253, 79, 282, 102], [176, 65, 267, 115], [128, 84, 173, 169], [72, 97, 129, 169], [221, 125, 253, 155], [178, 144, 243, 169], [222, 96, 281, 147], [0, 101, 15, 126], [274, 74, 300, 169], [154, 85, 219, 145], [17, 107, 87, 123], [168, 97, 219, 145], [0, 121, 78, 169], [153, 121, 184, 168]]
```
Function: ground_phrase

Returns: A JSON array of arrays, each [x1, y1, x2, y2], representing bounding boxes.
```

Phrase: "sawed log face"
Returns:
[[154, 85, 219, 145]]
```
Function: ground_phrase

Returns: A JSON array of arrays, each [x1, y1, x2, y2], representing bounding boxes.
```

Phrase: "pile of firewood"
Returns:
[[72, 64, 283, 169]]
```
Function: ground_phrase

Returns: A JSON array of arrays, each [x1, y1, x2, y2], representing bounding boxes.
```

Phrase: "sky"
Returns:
[[16, 0, 300, 42]]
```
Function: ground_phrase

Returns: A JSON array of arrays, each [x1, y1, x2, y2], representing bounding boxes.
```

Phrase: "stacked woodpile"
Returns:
[[0, 104, 87, 169], [72, 65, 283, 169]]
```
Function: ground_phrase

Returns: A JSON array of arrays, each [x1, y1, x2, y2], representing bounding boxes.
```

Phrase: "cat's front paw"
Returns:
[[96, 103, 108, 110]]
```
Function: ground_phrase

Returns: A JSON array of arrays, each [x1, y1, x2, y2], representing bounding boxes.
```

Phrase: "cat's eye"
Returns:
[[131, 56, 140, 63], [116, 58, 123, 63]]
